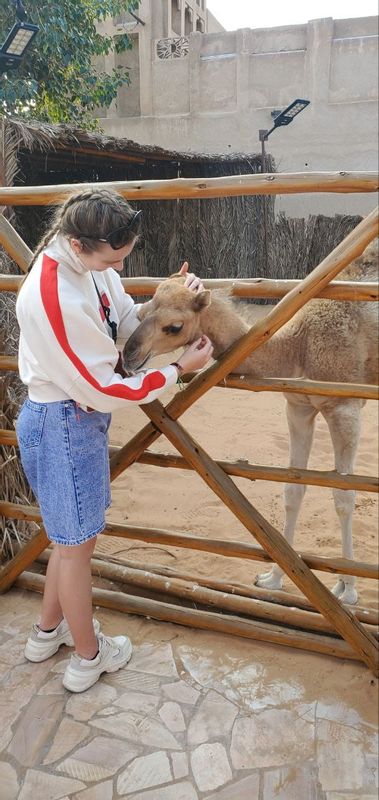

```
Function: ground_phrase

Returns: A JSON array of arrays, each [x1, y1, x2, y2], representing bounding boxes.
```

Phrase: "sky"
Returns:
[[206, 0, 378, 30]]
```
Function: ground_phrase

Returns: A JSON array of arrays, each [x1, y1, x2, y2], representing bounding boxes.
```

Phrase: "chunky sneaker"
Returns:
[[62, 632, 133, 693], [24, 618, 100, 663]]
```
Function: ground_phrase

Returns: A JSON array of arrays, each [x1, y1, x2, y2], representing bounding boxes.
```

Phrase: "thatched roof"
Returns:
[[4, 117, 266, 171], [1, 117, 275, 271]]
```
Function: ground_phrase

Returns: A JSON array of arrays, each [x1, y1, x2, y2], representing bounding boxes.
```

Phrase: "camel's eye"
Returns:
[[162, 323, 184, 335]]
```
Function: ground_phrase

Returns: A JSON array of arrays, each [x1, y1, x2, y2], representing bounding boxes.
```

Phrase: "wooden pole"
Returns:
[[1, 273, 378, 302], [0, 528, 49, 593], [0, 429, 18, 445], [118, 277, 379, 302], [41, 554, 375, 638], [1, 355, 378, 401], [0, 171, 377, 206], [104, 522, 379, 581], [135, 450, 378, 493], [57, 549, 377, 624], [210, 375, 379, 400], [0, 214, 32, 273], [3, 501, 378, 580], [0, 276, 20, 292], [3, 430, 377, 492], [0, 356, 18, 371], [1, 353, 378, 401], [16, 571, 359, 663]]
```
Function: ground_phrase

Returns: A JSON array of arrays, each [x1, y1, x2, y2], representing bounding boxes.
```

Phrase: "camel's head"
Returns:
[[122, 274, 211, 372]]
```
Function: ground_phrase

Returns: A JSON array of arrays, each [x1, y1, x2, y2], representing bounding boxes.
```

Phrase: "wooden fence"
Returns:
[[0, 171, 378, 674]]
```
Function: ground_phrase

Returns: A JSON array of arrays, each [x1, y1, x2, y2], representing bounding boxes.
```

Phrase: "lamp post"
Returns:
[[258, 98, 310, 273], [259, 98, 310, 171], [0, 1, 39, 74]]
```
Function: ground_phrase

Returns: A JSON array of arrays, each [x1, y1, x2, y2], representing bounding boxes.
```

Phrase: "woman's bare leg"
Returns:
[[56, 537, 98, 659], [39, 545, 64, 630]]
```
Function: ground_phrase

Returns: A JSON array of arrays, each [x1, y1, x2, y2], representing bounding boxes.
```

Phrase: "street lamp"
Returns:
[[0, 1, 39, 74], [259, 98, 310, 173], [258, 98, 309, 273]]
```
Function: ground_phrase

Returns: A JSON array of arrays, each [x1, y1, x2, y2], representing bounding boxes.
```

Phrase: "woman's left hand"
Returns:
[[179, 261, 204, 293]]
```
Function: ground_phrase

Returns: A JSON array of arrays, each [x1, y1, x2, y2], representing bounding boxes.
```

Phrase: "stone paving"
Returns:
[[0, 588, 378, 799]]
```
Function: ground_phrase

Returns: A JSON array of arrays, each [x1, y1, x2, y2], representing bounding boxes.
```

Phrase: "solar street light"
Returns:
[[258, 99, 310, 273], [259, 98, 310, 171], [0, 1, 39, 74]]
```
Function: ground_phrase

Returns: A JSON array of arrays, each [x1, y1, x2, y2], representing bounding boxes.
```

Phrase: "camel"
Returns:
[[123, 239, 379, 604]]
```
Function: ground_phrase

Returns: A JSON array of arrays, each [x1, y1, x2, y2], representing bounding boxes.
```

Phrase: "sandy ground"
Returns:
[[104, 359, 378, 612]]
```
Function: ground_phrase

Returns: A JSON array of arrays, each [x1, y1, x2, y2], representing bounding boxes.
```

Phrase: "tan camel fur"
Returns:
[[123, 239, 378, 604]]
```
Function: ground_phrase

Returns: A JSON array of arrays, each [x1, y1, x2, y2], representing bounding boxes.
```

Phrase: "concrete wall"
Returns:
[[100, 9, 378, 217]]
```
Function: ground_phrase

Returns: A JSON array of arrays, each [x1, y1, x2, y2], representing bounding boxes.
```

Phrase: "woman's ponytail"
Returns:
[[27, 221, 61, 272]]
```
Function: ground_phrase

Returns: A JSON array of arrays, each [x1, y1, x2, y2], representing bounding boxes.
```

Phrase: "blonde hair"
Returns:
[[28, 188, 141, 271]]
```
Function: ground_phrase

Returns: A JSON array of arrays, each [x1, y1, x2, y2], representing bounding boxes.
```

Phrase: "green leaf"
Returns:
[[0, 0, 137, 128]]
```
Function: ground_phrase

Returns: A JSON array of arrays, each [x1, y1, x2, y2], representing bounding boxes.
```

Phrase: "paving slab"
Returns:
[[0, 588, 377, 800], [191, 742, 232, 791], [187, 689, 238, 745]]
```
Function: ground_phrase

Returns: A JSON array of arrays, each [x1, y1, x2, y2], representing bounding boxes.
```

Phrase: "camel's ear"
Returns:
[[137, 299, 154, 320], [192, 290, 211, 312], [169, 272, 185, 282]]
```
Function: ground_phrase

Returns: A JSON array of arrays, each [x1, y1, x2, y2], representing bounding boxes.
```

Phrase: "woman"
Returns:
[[16, 188, 213, 692]]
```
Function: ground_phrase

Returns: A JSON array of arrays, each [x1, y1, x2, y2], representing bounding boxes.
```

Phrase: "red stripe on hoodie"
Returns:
[[40, 254, 166, 400]]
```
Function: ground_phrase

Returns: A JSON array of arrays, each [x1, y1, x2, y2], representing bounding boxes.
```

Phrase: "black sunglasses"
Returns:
[[81, 210, 142, 250]]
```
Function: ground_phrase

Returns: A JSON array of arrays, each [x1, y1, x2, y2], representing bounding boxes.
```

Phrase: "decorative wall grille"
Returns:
[[156, 37, 189, 59]]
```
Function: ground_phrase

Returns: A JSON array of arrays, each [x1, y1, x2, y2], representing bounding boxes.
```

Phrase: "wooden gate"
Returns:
[[0, 171, 378, 674]]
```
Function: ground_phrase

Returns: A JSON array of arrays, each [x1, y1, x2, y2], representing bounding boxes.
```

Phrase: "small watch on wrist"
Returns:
[[170, 361, 184, 374]]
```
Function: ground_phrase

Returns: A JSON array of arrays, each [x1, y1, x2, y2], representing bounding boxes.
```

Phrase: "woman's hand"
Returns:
[[176, 335, 213, 374], [179, 261, 204, 293]]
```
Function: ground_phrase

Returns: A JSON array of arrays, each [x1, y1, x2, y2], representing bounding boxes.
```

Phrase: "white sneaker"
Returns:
[[24, 618, 100, 663], [62, 632, 133, 693]]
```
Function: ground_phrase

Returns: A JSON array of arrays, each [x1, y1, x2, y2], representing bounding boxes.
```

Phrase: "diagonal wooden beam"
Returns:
[[0, 213, 32, 273], [141, 402, 378, 674], [0, 527, 49, 593]]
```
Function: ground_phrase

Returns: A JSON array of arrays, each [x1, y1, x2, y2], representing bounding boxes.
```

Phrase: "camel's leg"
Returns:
[[255, 397, 317, 590], [321, 400, 362, 605]]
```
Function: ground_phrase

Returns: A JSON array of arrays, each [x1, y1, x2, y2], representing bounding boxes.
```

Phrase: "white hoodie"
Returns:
[[16, 234, 177, 412]]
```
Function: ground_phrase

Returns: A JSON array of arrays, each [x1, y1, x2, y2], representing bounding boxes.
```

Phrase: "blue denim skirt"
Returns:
[[16, 399, 112, 546]]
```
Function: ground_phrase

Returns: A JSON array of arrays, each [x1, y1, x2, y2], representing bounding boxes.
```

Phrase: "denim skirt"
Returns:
[[16, 399, 112, 546]]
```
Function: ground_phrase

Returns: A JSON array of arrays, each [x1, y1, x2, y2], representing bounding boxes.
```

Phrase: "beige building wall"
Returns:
[[99, 5, 378, 217]]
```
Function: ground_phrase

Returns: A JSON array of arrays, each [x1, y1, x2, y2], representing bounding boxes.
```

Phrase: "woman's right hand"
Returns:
[[177, 335, 213, 374]]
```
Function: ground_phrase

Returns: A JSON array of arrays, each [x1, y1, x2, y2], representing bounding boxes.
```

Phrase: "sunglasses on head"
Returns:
[[81, 209, 142, 250]]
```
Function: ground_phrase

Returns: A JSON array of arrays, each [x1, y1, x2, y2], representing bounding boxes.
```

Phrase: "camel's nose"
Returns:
[[122, 342, 138, 369]]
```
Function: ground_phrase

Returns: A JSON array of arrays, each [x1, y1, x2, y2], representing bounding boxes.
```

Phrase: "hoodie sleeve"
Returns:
[[38, 255, 178, 412]]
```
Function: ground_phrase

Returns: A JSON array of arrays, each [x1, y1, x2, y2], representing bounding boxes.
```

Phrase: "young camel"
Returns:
[[123, 240, 378, 604]]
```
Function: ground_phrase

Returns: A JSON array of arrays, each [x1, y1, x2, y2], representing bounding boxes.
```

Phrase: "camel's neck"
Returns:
[[201, 294, 299, 378], [201, 295, 248, 359]]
